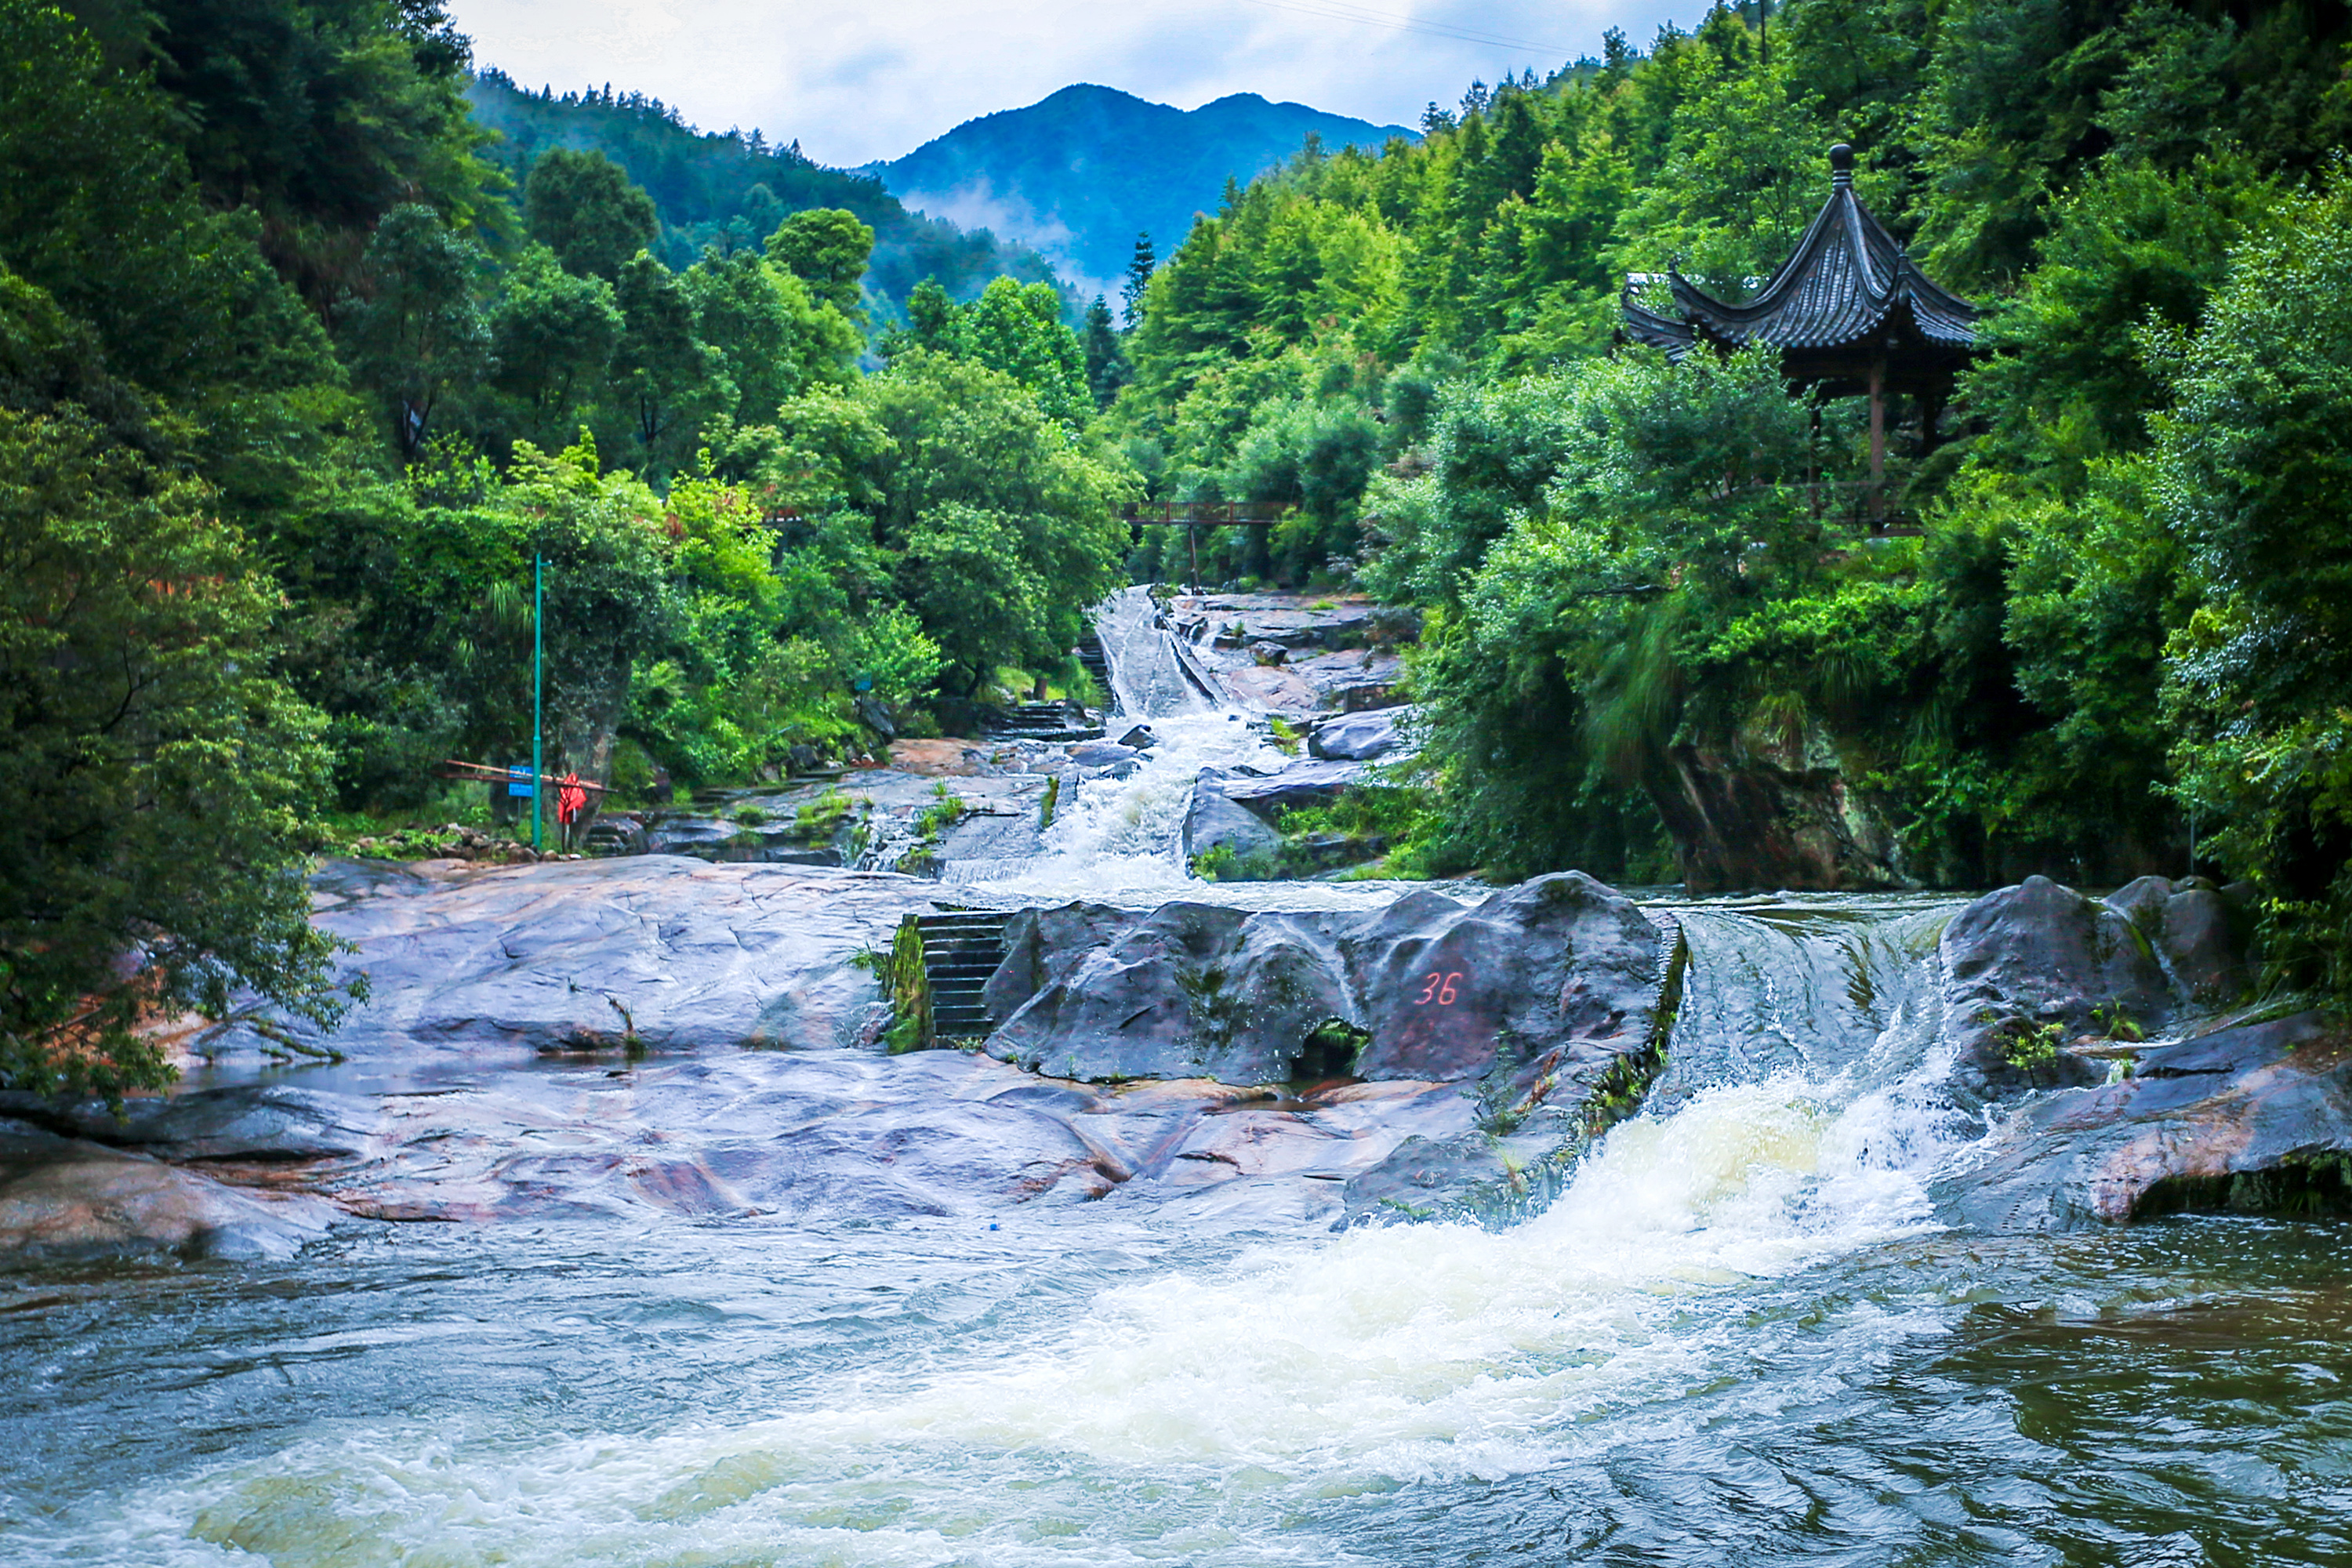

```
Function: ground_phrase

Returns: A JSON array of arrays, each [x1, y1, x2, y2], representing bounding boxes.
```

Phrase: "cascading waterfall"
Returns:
[[945, 586, 1397, 907], [1093, 583, 1217, 720]]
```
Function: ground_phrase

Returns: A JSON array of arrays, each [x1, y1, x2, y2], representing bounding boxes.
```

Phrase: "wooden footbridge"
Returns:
[[1120, 501, 1292, 590]]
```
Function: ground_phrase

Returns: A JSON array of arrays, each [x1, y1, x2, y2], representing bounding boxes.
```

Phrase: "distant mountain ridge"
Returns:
[[466, 71, 1065, 321], [869, 84, 1417, 298]]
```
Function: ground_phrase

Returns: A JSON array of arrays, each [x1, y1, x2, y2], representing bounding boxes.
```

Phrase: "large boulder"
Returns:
[[1309, 706, 1417, 762], [986, 873, 1671, 1126], [987, 903, 1353, 1083], [982, 902, 1146, 1022], [1940, 874, 2226, 1101], [1938, 1011, 2352, 1230], [1340, 878, 1664, 1109], [2101, 874, 2250, 1003], [1182, 781, 1283, 863]]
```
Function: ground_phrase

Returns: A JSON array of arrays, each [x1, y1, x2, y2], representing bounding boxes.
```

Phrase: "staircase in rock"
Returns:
[[979, 702, 1105, 743], [1075, 633, 1113, 705], [917, 911, 1011, 1040]]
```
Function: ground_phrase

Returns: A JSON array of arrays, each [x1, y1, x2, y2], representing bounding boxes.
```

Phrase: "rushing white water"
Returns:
[[1095, 583, 1217, 720]]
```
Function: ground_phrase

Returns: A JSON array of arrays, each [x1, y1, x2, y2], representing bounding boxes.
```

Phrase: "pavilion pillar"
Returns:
[[1867, 355, 1887, 524]]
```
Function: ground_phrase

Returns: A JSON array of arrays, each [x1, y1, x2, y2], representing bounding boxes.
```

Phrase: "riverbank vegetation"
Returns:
[[0, 0, 1123, 1093], [1105, 0, 2352, 989], [5, 0, 2352, 1095]]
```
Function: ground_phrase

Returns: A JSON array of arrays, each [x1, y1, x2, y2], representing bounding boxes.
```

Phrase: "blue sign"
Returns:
[[507, 767, 534, 798]]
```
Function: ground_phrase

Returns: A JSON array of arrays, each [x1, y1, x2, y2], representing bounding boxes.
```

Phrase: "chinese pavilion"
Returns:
[[1621, 143, 1981, 502]]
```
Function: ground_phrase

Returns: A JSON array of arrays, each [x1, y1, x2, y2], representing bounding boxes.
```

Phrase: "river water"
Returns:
[[5, 591, 2350, 1565]]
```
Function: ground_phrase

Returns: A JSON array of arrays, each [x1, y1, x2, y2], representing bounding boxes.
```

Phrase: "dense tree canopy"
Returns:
[[8, 0, 2352, 1088], [525, 146, 659, 281], [0, 0, 1129, 1091], [1100, 0, 2352, 969]]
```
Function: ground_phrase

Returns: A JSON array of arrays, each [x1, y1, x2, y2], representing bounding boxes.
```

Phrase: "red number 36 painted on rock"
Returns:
[[1414, 971, 1463, 1006]]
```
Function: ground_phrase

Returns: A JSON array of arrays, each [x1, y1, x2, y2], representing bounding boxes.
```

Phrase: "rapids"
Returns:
[[4, 589, 2350, 1565]]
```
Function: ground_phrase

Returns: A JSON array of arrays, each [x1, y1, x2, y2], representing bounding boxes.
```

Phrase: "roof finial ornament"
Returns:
[[1829, 143, 1856, 189]]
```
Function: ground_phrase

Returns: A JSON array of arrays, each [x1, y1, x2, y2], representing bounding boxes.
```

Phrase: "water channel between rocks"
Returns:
[[3, 589, 2349, 1566]]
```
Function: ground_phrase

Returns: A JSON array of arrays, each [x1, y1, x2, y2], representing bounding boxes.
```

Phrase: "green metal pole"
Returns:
[[532, 553, 543, 852]]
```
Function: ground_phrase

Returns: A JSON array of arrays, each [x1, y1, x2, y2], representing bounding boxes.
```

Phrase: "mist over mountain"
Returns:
[[869, 84, 1417, 297], [466, 70, 1065, 320]]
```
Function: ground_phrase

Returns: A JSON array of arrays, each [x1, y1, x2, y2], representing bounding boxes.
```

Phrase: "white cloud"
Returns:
[[450, 0, 1697, 168]]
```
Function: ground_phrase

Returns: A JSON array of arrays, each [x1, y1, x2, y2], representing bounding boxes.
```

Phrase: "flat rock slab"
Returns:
[[1939, 1011, 2352, 1229], [274, 1051, 1477, 1228], [0, 1122, 339, 1261], [274, 858, 953, 1066], [1216, 759, 1368, 818]]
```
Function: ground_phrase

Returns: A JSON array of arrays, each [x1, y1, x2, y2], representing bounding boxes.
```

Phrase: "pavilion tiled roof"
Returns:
[[1621, 145, 1978, 359]]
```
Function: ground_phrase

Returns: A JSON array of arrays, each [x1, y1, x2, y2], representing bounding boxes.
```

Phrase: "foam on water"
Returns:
[[38, 1046, 1975, 1566]]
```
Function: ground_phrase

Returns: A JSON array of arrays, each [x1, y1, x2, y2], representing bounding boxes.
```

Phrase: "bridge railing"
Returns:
[[1120, 501, 1293, 526]]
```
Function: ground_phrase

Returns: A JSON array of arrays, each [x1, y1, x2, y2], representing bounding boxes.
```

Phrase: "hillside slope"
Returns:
[[466, 70, 1065, 319], [871, 84, 1416, 296]]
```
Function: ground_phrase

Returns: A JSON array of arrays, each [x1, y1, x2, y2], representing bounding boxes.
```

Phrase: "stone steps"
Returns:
[[916, 911, 1011, 1040], [1075, 634, 1113, 702], [981, 702, 1105, 743]]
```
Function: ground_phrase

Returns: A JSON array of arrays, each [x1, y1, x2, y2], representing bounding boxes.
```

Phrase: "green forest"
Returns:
[[4, 0, 2352, 1097]]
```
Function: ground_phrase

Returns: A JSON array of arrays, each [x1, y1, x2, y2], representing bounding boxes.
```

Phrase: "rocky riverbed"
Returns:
[[2, 843, 2346, 1269]]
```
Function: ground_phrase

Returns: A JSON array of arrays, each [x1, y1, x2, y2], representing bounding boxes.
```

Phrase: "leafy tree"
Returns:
[[1403, 347, 1824, 877], [765, 350, 1131, 692], [953, 278, 1092, 426], [0, 272, 350, 1100], [60, 0, 502, 308], [767, 207, 874, 318], [343, 204, 492, 460], [485, 244, 623, 451], [2158, 176, 2352, 988], [609, 252, 724, 476], [681, 247, 856, 426], [527, 146, 659, 280], [0, 4, 339, 410]]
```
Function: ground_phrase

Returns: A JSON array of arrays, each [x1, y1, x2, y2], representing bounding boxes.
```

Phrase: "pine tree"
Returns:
[[1120, 231, 1156, 328], [1083, 296, 1129, 406]]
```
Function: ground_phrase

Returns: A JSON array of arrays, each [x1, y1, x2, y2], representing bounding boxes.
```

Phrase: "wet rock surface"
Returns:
[[1216, 759, 1367, 818], [0, 1056, 1483, 1243], [1940, 1011, 2352, 1230], [1652, 718, 1908, 894], [986, 874, 1670, 1117], [286, 856, 942, 1063], [0, 1120, 339, 1261], [0, 858, 1644, 1255], [1940, 874, 2243, 1102], [1181, 782, 1283, 863], [1308, 706, 1418, 762], [1166, 593, 1414, 717]]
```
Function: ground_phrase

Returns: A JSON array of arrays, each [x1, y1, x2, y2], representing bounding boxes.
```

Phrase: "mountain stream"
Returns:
[[3, 590, 2348, 1565]]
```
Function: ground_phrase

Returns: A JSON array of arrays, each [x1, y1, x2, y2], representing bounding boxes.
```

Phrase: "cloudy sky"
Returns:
[[450, 0, 1697, 168]]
